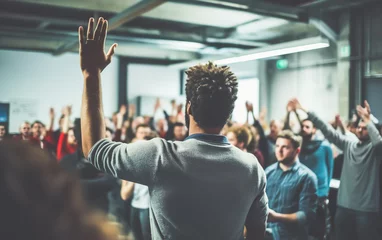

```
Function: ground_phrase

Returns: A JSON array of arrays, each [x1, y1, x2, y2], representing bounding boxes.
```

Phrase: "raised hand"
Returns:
[[128, 104, 136, 118], [154, 98, 161, 111], [259, 107, 267, 121], [171, 99, 177, 109], [356, 100, 371, 123], [119, 104, 127, 116], [289, 98, 306, 112], [286, 101, 294, 112], [63, 105, 72, 116], [79, 17, 117, 75], [49, 107, 55, 120], [245, 101, 253, 112]]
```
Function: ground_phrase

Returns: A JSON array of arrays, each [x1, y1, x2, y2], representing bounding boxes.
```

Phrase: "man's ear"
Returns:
[[187, 102, 192, 115], [296, 147, 301, 155]]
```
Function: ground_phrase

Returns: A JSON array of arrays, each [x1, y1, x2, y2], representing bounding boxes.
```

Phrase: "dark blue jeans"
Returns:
[[130, 207, 151, 240], [335, 206, 381, 240]]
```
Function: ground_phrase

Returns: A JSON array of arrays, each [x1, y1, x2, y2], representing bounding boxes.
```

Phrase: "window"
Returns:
[[231, 78, 259, 124]]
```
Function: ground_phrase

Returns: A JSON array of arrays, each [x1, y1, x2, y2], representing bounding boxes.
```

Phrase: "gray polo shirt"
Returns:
[[88, 134, 268, 240], [309, 112, 382, 212]]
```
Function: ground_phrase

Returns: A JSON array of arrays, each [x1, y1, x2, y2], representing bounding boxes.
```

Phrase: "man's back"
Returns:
[[88, 134, 268, 240]]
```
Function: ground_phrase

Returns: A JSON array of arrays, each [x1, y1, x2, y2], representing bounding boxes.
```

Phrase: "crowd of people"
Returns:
[[0, 17, 381, 240]]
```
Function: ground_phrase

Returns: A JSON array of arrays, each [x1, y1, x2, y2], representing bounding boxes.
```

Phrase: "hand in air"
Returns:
[[79, 17, 117, 75]]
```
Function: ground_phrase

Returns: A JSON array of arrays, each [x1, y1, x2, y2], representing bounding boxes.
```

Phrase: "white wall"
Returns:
[[0, 50, 118, 132], [128, 63, 180, 99], [127, 63, 183, 117], [126, 62, 261, 122], [267, 46, 340, 122], [269, 64, 338, 121]]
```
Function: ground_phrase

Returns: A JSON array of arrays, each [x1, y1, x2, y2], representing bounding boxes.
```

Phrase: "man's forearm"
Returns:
[[366, 121, 382, 147], [308, 112, 348, 149], [283, 112, 291, 130], [81, 72, 106, 157], [273, 212, 299, 223]]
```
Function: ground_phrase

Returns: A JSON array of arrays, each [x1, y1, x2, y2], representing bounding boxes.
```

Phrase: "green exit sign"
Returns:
[[340, 45, 351, 57], [276, 59, 288, 70]]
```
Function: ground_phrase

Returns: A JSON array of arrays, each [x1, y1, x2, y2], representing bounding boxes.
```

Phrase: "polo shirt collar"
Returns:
[[185, 133, 230, 145]]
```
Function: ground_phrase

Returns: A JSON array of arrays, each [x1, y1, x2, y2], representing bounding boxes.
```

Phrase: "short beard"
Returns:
[[279, 155, 296, 166], [302, 133, 313, 141]]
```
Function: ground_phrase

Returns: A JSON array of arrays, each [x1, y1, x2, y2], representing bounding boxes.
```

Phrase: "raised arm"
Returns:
[[335, 115, 347, 135], [289, 98, 351, 150], [79, 17, 117, 156], [357, 101, 382, 148], [47, 108, 55, 132], [294, 110, 303, 133], [324, 144, 334, 188], [62, 105, 71, 134]]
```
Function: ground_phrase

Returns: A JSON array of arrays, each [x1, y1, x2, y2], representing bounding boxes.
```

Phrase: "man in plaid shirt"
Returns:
[[265, 130, 318, 240]]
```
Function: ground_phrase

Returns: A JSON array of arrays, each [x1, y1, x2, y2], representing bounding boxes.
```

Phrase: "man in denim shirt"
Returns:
[[266, 130, 318, 240]]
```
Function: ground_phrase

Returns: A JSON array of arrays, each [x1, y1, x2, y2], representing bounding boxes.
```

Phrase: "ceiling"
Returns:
[[0, 0, 378, 62]]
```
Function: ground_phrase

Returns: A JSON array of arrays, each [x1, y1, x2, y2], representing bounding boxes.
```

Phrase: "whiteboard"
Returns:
[[9, 98, 39, 133]]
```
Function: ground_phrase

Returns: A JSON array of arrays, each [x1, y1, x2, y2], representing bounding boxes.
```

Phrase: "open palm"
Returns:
[[79, 17, 117, 74]]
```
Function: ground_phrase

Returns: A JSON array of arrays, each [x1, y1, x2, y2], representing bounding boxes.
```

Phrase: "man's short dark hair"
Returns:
[[174, 122, 185, 128], [32, 120, 44, 128], [136, 123, 150, 131], [277, 130, 302, 149], [144, 131, 159, 141], [302, 119, 315, 128], [185, 62, 238, 129]]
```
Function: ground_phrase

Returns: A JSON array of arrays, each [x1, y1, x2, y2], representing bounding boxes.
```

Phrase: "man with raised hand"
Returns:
[[79, 17, 268, 240], [289, 98, 382, 240]]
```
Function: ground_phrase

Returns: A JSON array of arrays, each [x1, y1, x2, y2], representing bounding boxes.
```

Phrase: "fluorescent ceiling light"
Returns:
[[169, 37, 330, 69]]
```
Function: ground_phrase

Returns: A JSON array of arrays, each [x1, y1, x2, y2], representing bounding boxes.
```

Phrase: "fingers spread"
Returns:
[[106, 43, 118, 63], [364, 100, 371, 112], [87, 18, 95, 40], [100, 20, 108, 47], [78, 26, 85, 49], [94, 17, 104, 41]]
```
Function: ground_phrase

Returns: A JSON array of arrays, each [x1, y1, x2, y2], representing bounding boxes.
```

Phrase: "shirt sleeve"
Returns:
[[308, 112, 352, 151], [246, 168, 269, 228], [324, 144, 334, 188], [56, 132, 68, 160], [87, 138, 165, 186], [297, 173, 318, 226], [367, 122, 382, 149]]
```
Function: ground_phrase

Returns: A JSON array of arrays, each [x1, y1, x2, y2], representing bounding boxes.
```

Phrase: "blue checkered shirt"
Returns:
[[265, 160, 318, 240]]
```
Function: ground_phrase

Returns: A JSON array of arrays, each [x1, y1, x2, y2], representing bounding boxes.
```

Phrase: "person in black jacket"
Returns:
[[60, 118, 116, 213]]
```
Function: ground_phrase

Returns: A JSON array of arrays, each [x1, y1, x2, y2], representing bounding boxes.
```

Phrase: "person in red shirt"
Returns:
[[57, 105, 77, 161], [29, 108, 57, 151]]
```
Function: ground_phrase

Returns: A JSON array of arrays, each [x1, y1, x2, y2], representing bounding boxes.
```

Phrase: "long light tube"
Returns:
[[170, 37, 330, 68]]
